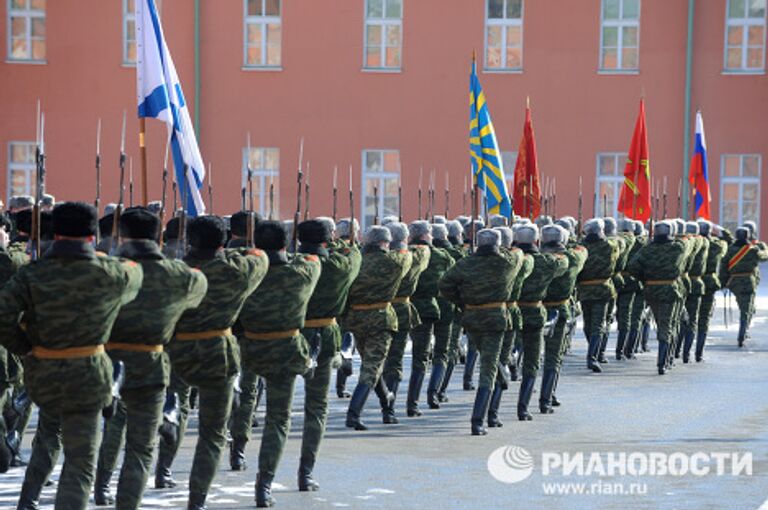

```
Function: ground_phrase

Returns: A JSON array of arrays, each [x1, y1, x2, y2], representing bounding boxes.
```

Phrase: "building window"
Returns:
[[364, 0, 402, 70], [243, 147, 280, 217], [600, 0, 640, 71], [7, 0, 46, 62], [724, 0, 766, 72], [362, 149, 400, 228], [595, 153, 626, 216], [123, 0, 137, 65], [7, 142, 36, 201], [485, 0, 523, 71], [720, 154, 761, 232], [244, 0, 281, 68]]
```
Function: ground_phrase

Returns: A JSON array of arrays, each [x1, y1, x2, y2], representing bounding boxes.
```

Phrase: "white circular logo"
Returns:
[[487, 445, 534, 484]]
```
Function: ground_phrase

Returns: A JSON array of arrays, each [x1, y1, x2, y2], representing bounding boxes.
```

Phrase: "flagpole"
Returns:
[[139, 117, 148, 206]]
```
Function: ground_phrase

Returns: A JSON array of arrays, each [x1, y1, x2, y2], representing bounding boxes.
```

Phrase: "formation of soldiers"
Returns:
[[0, 193, 765, 510]]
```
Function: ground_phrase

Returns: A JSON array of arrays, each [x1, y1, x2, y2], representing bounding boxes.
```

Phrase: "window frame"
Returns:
[[6, 0, 46, 63], [723, 0, 767, 74], [598, 0, 641, 74], [595, 152, 627, 217], [242, 146, 280, 217], [483, 0, 524, 73], [362, 0, 404, 72], [243, 0, 282, 70], [719, 153, 761, 232], [7, 141, 36, 202], [122, 0, 137, 66], [361, 149, 401, 229]]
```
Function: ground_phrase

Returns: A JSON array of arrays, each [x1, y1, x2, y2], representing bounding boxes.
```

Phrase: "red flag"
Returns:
[[618, 99, 652, 222], [512, 106, 541, 219]]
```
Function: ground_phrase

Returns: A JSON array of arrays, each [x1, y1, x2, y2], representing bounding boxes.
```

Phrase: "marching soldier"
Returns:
[[613, 219, 637, 359], [681, 222, 708, 363], [600, 217, 626, 363], [461, 219, 485, 391], [696, 221, 727, 361], [622, 221, 647, 358], [1, 202, 143, 510], [334, 218, 359, 399]]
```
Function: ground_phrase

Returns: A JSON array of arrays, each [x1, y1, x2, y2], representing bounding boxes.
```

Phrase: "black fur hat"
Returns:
[[52, 202, 98, 238]]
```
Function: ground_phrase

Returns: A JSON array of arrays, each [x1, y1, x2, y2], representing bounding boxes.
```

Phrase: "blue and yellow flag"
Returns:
[[469, 57, 511, 218]]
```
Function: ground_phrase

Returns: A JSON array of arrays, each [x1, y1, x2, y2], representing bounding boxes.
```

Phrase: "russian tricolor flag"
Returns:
[[688, 111, 711, 220]]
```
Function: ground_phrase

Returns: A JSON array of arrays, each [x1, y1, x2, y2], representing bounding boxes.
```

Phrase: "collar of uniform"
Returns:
[[584, 233, 605, 242], [116, 240, 164, 260], [433, 238, 451, 249], [363, 245, 387, 255], [266, 250, 289, 265], [185, 247, 225, 261], [12, 234, 29, 244], [542, 242, 565, 253], [411, 239, 431, 247], [227, 238, 248, 248], [475, 245, 500, 256], [389, 241, 407, 251], [516, 243, 539, 254], [45, 240, 97, 260], [299, 243, 328, 257]]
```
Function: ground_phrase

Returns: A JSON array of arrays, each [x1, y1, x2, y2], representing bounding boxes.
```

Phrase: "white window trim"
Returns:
[[598, 0, 641, 73], [595, 152, 627, 216], [361, 149, 400, 229], [243, 0, 282, 69], [723, 0, 767, 73], [7, 141, 36, 202], [122, 0, 136, 66], [362, 0, 403, 71], [6, 0, 46, 63], [483, 0, 524, 72], [719, 153, 761, 231], [242, 147, 280, 217]]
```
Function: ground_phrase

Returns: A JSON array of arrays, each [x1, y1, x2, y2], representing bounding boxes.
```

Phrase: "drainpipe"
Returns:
[[681, 0, 695, 219], [194, 0, 201, 137]]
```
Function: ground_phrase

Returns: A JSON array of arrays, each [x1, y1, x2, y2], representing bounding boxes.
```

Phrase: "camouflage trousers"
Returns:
[[733, 289, 756, 324], [500, 330, 515, 367], [410, 322, 435, 373], [448, 312, 463, 363], [466, 329, 504, 390], [544, 305, 570, 371], [383, 329, 410, 383], [616, 292, 635, 333], [256, 375, 296, 477], [521, 306, 547, 378], [684, 294, 703, 334], [96, 399, 127, 477], [629, 292, 645, 333], [22, 408, 101, 510], [698, 292, 717, 336], [428, 317, 453, 367], [156, 371, 190, 471], [229, 368, 261, 442], [353, 329, 394, 388], [581, 299, 611, 340], [648, 299, 679, 344], [113, 386, 165, 510]]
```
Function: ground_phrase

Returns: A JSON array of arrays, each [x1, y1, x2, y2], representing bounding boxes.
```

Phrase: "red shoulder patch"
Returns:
[[415, 245, 428, 249], [247, 248, 264, 257], [122, 260, 138, 268], [399, 249, 408, 254], [95, 251, 108, 257], [305, 254, 320, 263]]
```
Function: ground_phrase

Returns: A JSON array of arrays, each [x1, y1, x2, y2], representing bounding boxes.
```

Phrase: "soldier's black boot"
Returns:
[[345, 383, 371, 431], [657, 341, 669, 375], [0, 428, 12, 474], [551, 371, 561, 407], [427, 362, 446, 409], [738, 318, 747, 347], [375, 378, 396, 424], [640, 321, 650, 352], [624, 329, 639, 359], [597, 332, 609, 364], [256, 472, 275, 507], [539, 369, 557, 414], [463, 348, 478, 390], [615, 330, 627, 360], [336, 368, 351, 398], [486, 380, 504, 428], [382, 374, 400, 424], [695, 330, 707, 362], [187, 491, 207, 510], [437, 361, 454, 402], [154, 451, 177, 488], [517, 375, 535, 421], [470, 386, 492, 436], [587, 335, 602, 373], [16, 481, 41, 510], [406, 369, 425, 417], [229, 437, 247, 471], [298, 458, 320, 492], [682, 328, 695, 363], [94, 469, 115, 505]]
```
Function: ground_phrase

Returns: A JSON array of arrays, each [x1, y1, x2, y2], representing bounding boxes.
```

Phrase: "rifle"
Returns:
[[418, 166, 423, 220], [348, 164, 356, 244], [592, 190, 597, 218], [95, 118, 102, 244], [177, 164, 189, 259], [602, 193, 607, 218], [676, 177, 682, 218], [552, 178, 557, 217], [398, 175, 402, 222], [159, 134, 170, 248], [428, 170, 435, 222], [31, 103, 45, 260], [245, 133, 254, 246], [292, 138, 305, 253], [373, 183, 379, 225], [207, 162, 213, 214], [172, 180, 178, 215], [304, 161, 311, 221], [268, 174, 275, 220], [444, 172, 450, 218], [129, 157, 134, 207], [111, 111, 127, 253], [463, 175, 467, 216], [662, 176, 668, 219], [332, 165, 338, 222], [242, 134, 250, 212], [577, 176, 583, 240]]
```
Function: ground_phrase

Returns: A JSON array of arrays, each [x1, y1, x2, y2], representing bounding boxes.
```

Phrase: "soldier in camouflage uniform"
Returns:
[[627, 221, 691, 374], [0, 202, 143, 510], [621, 221, 647, 358], [380, 222, 428, 422], [461, 219, 485, 391], [93, 207, 208, 510], [437, 220, 466, 402], [578, 219, 620, 373], [439, 229, 523, 435], [237, 220, 321, 507], [166, 216, 269, 510], [345, 226, 412, 431], [598, 217, 626, 363], [612, 219, 637, 359], [680, 222, 708, 363], [696, 221, 727, 361], [719, 226, 768, 347], [334, 218, 360, 399], [541, 224, 587, 412], [296, 219, 360, 493]]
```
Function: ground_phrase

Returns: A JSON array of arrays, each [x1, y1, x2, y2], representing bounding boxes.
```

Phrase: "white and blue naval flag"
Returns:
[[136, 0, 205, 216]]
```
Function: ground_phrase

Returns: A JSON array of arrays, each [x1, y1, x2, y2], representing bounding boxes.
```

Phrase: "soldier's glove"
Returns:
[[102, 361, 125, 419], [339, 332, 354, 377], [303, 331, 322, 380], [496, 362, 510, 390], [158, 391, 180, 445]]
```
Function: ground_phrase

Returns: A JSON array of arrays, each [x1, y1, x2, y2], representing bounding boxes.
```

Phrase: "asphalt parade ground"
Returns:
[[1, 279, 767, 509]]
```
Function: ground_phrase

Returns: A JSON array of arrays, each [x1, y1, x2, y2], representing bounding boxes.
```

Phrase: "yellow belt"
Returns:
[[32, 344, 104, 360], [518, 301, 543, 308], [465, 302, 506, 310], [392, 296, 410, 304], [646, 279, 676, 285], [350, 302, 390, 311], [689, 275, 702, 281], [579, 278, 609, 286], [304, 317, 337, 328], [505, 301, 517, 308], [730, 272, 754, 278], [106, 342, 163, 353], [244, 329, 300, 341], [175, 328, 232, 341], [543, 298, 569, 307]]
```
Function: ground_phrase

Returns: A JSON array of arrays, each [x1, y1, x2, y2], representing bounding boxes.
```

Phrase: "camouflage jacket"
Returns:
[[619, 235, 645, 293], [0, 240, 143, 411], [627, 238, 688, 302], [0, 245, 28, 386], [304, 241, 361, 320], [702, 236, 728, 292], [411, 241, 455, 322], [518, 246, 569, 304], [345, 246, 412, 332], [392, 244, 429, 330], [577, 236, 620, 301], [109, 240, 208, 390], [612, 233, 635, 289], [169, 247, 269, 385], [439, 245, 523, 332], [686, 235, 709, 296], [543, 244, 588, 304], [507, 249, 533, 331], [719, 240, 768, 294]]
